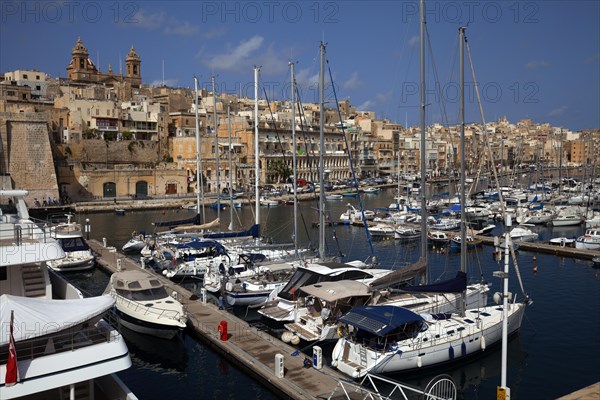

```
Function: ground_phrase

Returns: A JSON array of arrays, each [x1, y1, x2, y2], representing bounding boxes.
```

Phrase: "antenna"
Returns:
[[119, 53, 122, 75], [162, 59, 165, 86], [97, 51, 100, 71]]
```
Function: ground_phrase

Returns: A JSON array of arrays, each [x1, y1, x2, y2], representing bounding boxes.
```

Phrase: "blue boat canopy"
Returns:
[[173, 239, 227, 254], [339, 305, 424, 336], [401, 271, 467, 294]]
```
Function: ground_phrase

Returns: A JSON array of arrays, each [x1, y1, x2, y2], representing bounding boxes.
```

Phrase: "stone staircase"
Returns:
[[21, 265, 47, 297]]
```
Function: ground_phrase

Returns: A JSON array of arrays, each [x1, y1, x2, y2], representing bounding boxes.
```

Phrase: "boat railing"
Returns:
[[0, 320, 116, 364], [115, 295, 183, 321], [0, 219, 54, 245]]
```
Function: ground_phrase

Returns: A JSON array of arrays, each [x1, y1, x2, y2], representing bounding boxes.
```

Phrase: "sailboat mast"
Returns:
[[212, 75, 221, 219], [290, 61, 298, 256], [459, 26, 467, 317], [193, 77, 203, 217], [227, 103, 234, 230], [254, 66, 260, 226], [319, 42, 326, 261], [419, 0, 428, 265]]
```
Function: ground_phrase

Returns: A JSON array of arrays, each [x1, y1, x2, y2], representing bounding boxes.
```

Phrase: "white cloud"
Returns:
[[357, 100, 375, 111], [408, 35, 419, 47], [295, 68, 319, 88], [342, 72, 362, 90], [525, 60, 549, 70], [202, 28, 227, 39], [204, 36, 264, 71], [547, 105, 568, 117], [150, 78, 179, 87], [127, 9, 199, 36]]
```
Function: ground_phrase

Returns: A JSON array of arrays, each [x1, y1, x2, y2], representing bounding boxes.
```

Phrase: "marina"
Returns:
[[49, 188, 600, 400]]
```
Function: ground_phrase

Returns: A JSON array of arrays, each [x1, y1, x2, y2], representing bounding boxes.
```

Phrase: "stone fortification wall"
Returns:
[[56, 139, 160, 164], [0, 112, 59, 203]]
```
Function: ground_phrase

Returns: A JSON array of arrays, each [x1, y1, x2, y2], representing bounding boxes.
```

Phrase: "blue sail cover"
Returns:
[[339, 305, 424, 336], [152, 214, 201, 227], [203, 224, 260, 239], [401, 271, 467, 294], [173, 239, 227, 254]]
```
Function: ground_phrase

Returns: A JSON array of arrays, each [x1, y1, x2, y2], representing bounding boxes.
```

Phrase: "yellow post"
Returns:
[[497, 387, 507, 400]]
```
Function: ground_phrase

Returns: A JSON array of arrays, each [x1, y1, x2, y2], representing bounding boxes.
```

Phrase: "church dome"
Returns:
[[72, 37, 89, 55], [126, 46, 140, 61]]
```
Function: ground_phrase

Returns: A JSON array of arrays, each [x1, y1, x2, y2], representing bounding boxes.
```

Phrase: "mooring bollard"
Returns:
[[274, 354, 284, 378], [201, 288, 207, 304], [103, 237, 107, 247], [116, 258, 122, 271]]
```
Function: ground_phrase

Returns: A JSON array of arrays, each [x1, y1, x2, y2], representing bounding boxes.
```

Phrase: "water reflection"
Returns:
[[120, 326, 188, 374]]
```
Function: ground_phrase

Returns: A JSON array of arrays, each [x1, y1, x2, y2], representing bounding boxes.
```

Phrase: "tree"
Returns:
[[267, 159, 291, 184]]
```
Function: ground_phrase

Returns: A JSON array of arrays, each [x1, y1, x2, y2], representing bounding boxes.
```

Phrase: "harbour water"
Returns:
[[61, 188, 600, 399]]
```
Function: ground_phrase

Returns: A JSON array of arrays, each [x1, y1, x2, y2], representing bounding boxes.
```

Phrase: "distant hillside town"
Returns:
[[0, 37, 598, 204]]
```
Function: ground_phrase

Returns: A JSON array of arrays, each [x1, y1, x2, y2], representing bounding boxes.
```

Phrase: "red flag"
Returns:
[[5, 310, 19, 386]]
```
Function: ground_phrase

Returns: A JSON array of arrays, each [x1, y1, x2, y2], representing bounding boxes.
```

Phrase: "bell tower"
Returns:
[[125, 45, 141, 86], [67, 37, 97, 81]]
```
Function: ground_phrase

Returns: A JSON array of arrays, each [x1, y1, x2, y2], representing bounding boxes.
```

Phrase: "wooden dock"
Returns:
[[557, 382, 600, 399], [88, 240, 359, 400], [475, 235, 600, 260]]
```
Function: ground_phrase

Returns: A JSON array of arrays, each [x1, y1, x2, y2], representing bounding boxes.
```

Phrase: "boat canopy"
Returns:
[[204, 223, 260, 239], [173, 239, 227, 254], [109, 270, 163, 292], [339, 305, 424, 336], [299, 280, 371, 302], [153, 213, 201, 227], [0, 294, 114, 345], [401, 271, 467, 294]]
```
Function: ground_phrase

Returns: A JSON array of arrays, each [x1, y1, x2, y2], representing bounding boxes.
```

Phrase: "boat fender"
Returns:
[[417, 356, 422, 368], [461, 342, 467, 357], [480, 336, 486, 351], [448, 346, 455, 360], [290, 335, 301, 345], [225, 282, 233, 292], [281, 331, 293, 343]]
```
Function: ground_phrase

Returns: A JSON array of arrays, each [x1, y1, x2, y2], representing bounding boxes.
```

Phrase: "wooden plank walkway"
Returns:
[[475, 235, 600, 260], [88, 240, 356, 400], [557, 382, 600, 399]]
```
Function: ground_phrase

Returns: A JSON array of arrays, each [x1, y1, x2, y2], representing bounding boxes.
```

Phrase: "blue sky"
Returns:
[[1, 0, 598, 130]]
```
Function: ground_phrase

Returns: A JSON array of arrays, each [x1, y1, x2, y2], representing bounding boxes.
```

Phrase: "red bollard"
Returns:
[[218, 320, 228, 341]]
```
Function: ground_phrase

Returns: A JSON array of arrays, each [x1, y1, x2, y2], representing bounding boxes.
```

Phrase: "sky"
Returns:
[[1, 0, 599, 131]]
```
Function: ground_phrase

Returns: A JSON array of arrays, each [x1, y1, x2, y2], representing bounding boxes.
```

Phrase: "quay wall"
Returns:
[[0, 111, 59, 203]]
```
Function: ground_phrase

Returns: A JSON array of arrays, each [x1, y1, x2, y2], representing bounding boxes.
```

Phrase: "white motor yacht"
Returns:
[[0, 189, 136, 400], [104, 269, 187, 339], [47, 214, 95, 272]]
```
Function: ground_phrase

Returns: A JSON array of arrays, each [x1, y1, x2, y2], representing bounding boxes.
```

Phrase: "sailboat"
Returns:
[[330, 20, 527, 378]]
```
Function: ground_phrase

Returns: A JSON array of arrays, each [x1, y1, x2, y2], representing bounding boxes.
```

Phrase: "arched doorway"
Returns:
[[103, 182, 116, 198], [135, 181, 148, 198]]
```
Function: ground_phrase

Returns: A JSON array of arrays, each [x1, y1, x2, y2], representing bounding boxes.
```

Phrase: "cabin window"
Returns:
[[0, 267, 6, 281], [447, 330, 455, 335], [457, 327, 465, 332]]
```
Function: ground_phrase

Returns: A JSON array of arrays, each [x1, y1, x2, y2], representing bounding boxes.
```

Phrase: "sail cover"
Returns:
[[401, 271, 467, 294], [0, 294, 114, 345], [339, 305, 424, 336], [153, 213, 201, 227]]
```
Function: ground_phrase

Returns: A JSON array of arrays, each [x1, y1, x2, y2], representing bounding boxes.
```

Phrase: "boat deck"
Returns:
[[88, 240, 354, 400]]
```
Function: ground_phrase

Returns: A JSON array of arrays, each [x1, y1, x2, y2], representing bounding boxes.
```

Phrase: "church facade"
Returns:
[[66, 37, 141, 86]]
